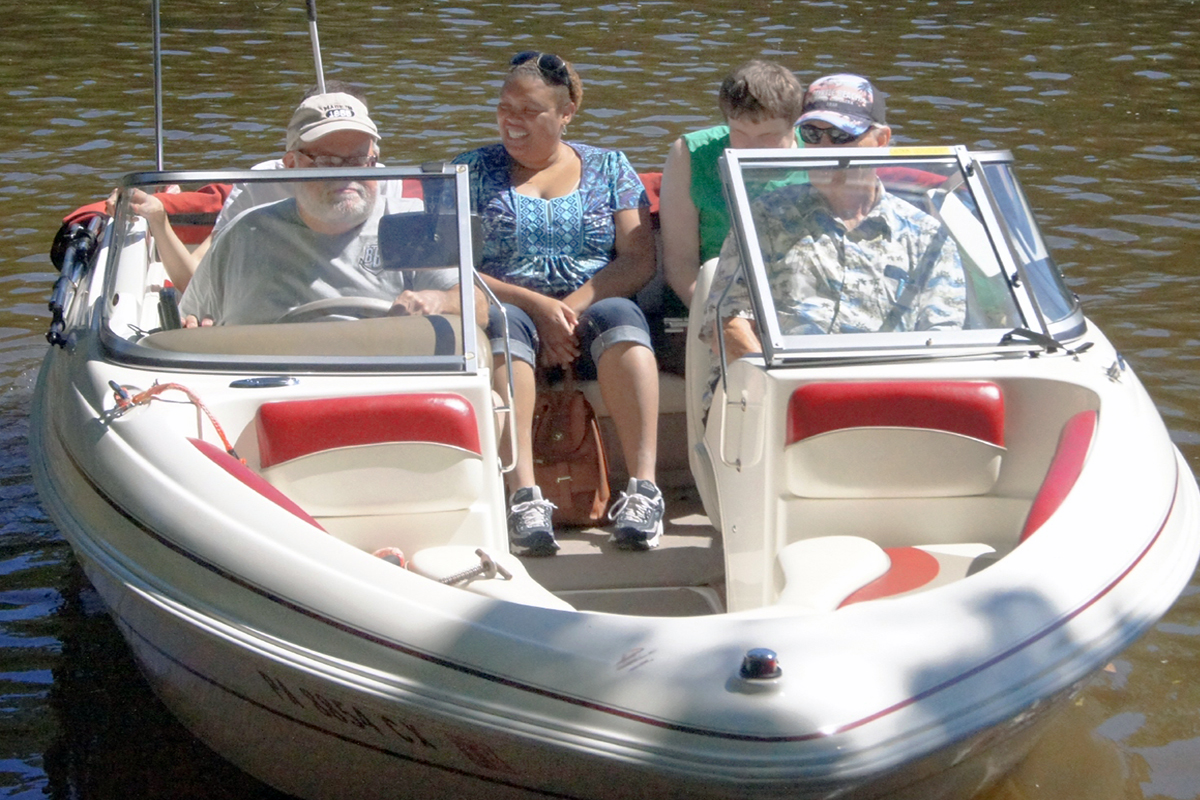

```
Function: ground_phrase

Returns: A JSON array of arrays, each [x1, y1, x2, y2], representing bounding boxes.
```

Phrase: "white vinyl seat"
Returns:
[[774, 381, 1008, 609], [254, 393, 484, 517]]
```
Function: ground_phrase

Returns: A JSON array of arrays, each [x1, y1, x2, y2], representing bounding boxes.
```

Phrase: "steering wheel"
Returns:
[[275, 296, 394, 323]]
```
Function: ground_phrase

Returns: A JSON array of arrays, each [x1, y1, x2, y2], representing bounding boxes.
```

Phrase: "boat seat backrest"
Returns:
[[1018, 409, 1098, 542], [784, 381, 1006, 499], [255, 393, 484, 517]]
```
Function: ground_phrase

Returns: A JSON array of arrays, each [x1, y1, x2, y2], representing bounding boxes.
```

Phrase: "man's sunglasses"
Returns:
[[799, 123, 867, 146], [510, 51, 570, 87]]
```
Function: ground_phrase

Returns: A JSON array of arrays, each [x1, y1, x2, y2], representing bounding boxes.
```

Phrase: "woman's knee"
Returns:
[[580, 297, 649, 332], [579, 299, 654, 364], [489, 303, 538, 367]]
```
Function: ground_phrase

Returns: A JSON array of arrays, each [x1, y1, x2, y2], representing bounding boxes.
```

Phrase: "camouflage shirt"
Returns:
[[703, 180, 965, 340], [699, 180, 965, 414]]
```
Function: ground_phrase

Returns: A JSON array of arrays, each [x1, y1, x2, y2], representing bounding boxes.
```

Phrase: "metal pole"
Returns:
[[306, 0, 327, 94], [152, 0, 164, 169]]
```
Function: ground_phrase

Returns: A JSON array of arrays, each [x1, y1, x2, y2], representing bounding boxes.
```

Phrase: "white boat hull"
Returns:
[[31, 330, 1200, 800]]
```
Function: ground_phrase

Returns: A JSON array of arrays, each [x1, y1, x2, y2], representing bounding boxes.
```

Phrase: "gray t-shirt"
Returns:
[[181, 196, 458, 325], [211, 159, 288, 237]]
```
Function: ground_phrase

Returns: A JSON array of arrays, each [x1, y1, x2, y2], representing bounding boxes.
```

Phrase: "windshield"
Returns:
[[979, 160, 1080, 334], [100, 165, 483, 373], [717, 147, 1081, 361]]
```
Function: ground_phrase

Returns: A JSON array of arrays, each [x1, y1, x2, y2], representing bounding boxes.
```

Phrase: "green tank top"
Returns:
[[683, 125, 736, 264], [683, 124, 805, 263]]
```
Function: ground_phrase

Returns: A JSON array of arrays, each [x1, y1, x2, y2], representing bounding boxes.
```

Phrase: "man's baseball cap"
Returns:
[[285, 92, 380, 151], [798, 74, 886, 136]]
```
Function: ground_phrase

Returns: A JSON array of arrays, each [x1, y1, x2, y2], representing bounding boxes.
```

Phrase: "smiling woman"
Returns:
[[452, 52, 664, 558]]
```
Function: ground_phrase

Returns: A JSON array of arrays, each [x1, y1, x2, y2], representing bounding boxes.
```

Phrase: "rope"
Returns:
[[109, 380, 241, 460]]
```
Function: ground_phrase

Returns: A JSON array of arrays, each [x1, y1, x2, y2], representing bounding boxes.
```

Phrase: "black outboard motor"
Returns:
[[47, 214, 105, 348]]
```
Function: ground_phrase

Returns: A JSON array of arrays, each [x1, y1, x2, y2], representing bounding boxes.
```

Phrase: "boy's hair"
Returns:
[[718, 60, 805, 123]]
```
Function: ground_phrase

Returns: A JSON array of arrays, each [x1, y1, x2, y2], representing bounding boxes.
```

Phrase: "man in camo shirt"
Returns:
[[701, 74, 965, 412]]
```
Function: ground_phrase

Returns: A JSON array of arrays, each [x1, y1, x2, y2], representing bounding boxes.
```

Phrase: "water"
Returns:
[[3, 0, 1200, 797]]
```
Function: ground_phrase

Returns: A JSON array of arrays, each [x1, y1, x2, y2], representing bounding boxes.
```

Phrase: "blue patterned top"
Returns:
[[453, 142, 648, 299]]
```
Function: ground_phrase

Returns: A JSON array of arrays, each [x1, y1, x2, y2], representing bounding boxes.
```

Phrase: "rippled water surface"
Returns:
[[3, 1, 1200, 797]]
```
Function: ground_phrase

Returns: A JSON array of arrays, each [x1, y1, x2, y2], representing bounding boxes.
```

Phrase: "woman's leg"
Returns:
[[488, 303, 540, 490], [596, 341, 659, 483], [489, 304, 558, 555], [580, 298, 660, 480], [498, 355, 538, 492], [579, 298, 664, 549]]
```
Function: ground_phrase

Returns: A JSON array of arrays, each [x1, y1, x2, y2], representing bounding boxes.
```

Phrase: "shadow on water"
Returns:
[[44, 562, 294, 800]]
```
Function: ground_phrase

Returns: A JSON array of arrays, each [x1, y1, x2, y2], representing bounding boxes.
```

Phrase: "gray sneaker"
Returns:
[[508, 486, 559, 557], [608, 478, 665, 551]]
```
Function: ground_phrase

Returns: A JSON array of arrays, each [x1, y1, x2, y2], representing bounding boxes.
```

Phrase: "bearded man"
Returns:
[[181, 92, 463, 326]]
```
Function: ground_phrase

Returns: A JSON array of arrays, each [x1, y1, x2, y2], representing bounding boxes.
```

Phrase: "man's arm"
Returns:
[[660, 137, 702, 307], [389, 285, 488, 328], [178, 231, 224, 327], [699, 235, 762, 358], [717, 316, 762, 361]]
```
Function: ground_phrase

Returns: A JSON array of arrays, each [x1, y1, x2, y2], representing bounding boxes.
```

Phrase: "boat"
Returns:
[[29, 144, 1200, 800]]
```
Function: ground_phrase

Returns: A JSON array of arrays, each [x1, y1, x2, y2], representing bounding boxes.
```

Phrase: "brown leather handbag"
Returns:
[[532, 379, 611, 526]]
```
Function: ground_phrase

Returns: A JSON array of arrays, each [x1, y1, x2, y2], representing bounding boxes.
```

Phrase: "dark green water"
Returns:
[[3, 1, 1200, 797]]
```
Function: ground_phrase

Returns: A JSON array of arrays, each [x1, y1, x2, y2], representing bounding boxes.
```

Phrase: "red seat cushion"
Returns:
[[1019, 410, 1097, 542], [787, 381, 1005, 447], [190, 438, 325, 530], [257, 393, 481, 469], [838, 547, 941, 607]]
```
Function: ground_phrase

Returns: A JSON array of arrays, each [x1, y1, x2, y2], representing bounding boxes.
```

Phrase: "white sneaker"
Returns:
[[608, 478, 664, 551], [507, 486, 559, 557]]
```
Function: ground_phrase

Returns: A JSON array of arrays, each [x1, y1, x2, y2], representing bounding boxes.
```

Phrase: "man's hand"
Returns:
[[716, 316, 762, 361], [389, 289, 452, 317], [129, 189, 167, 228], [182, 314, 214, 328]]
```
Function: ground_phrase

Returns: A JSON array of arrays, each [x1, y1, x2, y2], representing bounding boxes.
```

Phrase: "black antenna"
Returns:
[[306, 0, 327, 94]]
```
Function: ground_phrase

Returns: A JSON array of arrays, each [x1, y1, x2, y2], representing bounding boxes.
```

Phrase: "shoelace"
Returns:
[[608, 491, 661, 525], [510, 498, 556, 531]]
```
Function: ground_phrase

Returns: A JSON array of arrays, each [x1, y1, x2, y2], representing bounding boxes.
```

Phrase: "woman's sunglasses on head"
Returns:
[[511, 51, 570, 87]]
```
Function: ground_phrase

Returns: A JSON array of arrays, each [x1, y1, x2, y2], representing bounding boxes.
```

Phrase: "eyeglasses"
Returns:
[[799, 123, 867, 146], [510, 51, 570, 87], [295, 150, 378, 168]]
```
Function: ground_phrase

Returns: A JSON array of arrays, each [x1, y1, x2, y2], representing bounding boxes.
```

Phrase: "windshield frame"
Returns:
[[717, 145, 1084, 365], [97, 164, 485, 375]]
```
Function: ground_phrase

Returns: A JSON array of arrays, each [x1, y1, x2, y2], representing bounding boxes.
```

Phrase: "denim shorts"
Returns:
[[487, 297, 654, 380]]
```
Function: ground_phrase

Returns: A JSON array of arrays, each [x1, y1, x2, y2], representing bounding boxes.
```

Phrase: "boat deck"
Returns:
[[521, 486, 726, 617]]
